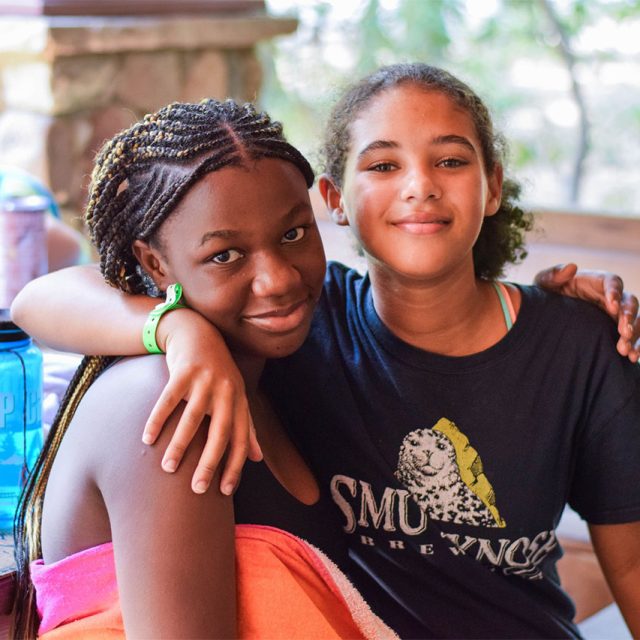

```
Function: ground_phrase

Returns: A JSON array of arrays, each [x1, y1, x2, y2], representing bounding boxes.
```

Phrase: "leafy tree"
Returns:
[[261, 0, 640, 215]]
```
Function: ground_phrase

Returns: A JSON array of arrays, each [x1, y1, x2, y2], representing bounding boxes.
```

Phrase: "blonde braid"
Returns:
[[12, 356, 113, 639]]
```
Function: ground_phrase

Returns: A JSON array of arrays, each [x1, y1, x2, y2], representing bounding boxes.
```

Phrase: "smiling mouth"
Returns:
[[393, 216, 451, 235], [243, 299, 310, 333]]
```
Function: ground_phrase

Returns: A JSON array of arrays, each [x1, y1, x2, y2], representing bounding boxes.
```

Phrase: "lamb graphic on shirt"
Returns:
[[395, 418, 506, 528]]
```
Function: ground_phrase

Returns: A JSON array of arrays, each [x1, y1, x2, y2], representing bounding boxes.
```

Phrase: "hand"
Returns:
[[535, 264, 639, 363], [142, 308, 262, 495]]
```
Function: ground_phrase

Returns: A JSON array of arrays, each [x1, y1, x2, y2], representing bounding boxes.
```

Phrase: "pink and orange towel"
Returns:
[[31, 524, 397, 639]]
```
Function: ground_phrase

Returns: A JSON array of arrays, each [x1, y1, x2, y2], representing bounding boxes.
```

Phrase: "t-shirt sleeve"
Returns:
[[569, 366, 640, 525]]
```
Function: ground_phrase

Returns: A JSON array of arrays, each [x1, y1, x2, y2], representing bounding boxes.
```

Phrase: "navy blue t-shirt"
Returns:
[[233, 458, 348, 563], [265, 262, 640, 639]]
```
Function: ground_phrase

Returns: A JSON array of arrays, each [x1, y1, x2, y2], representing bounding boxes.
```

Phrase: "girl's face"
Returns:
[[323, 85, 502, 283], [138, 158, 326, 360]]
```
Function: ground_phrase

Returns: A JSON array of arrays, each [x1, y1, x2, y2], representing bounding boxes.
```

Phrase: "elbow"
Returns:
[[10, 278, 40, 333]]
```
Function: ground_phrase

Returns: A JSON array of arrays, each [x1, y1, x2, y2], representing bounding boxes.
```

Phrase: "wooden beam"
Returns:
[[530, 210, 640, 253], [0, 0, 265, 15]]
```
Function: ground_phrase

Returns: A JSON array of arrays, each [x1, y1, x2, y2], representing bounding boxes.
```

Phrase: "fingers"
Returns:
[[603, 274, 624, 317], [216, 409, 253, 497], [619, 292, 638, 330], [534, 263, 578, 288], [189, 384, 234, 494], [142, 356, 254, 493], [554, 263, 579, 283], [162, 394, 210, 474], [247, 419, 263, 463], [536, 265, 639, 364], [143, 381, 185, 446], [631, 323, 640, 364], [616, 292, 640, 362]]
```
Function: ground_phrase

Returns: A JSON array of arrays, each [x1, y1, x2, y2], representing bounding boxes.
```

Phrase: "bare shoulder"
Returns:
[[49, 351, 231, 540], [41, 355, 173, 559], [75, 355, 169, 441], [47, 358, 237, 637], [69, 355, 187, 489], [502, 281, 522, 314]]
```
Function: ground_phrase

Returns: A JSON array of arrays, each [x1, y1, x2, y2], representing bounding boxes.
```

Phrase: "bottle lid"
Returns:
[[0, 308, 29, 342], [0, 194, 50, 214]]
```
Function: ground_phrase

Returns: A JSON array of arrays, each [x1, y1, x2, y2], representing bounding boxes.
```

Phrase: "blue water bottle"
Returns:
[[0, 310, 43, 532]]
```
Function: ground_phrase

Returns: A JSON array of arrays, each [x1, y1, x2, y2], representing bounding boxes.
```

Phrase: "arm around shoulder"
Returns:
[[86, 356, 237, 638], [10, 265, 157, 354]]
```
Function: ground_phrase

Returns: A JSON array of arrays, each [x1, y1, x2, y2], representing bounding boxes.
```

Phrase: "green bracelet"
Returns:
[[142, 283, 186, 354]]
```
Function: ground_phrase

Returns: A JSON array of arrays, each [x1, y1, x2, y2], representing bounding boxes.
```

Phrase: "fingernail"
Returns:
[[555, 263, 567, 271], [194, 480, 209, 494], [142, 433, 153, 445], [221, 483, 235, 496], [162, 459, 177, 473]]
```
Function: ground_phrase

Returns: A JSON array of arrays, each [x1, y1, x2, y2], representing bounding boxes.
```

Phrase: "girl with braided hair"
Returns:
[[12, 99, 395, 639]]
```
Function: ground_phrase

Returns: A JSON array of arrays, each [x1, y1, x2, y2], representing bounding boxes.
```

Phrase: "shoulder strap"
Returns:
[[492, 281, 516, 331]]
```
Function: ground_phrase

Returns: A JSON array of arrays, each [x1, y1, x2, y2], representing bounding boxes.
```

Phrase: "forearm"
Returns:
[[10, 264, 195, 355], [605, 565, 640, 638], [589, 522, 640, 638]]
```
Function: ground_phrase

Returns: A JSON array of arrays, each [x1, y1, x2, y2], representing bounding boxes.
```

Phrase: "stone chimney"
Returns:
[[0, 0, 296, 222]]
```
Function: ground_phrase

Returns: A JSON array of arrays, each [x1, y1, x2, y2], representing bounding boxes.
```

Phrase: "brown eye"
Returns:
[[211, 249, 243, 264], [282, 226, 306, 243], [369, 162, 396, 172], [438, 158, 467, 168]]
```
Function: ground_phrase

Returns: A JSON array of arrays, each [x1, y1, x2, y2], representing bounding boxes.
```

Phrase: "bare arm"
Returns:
[[11, 263, 639, 499], [11, 265, 259, 496], [89, 356, 237, 638], [589, 521, 640, 638], [12, 264, 161, 354]]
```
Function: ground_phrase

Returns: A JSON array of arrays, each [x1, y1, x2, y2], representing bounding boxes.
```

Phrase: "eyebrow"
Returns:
[[357, 139, 398, 160], [198, 200, 312, 247], [357, 134, 476, 161], [282, 200, 313, 223], [432, 134, 475, 152], [199, 228, 238, 246]]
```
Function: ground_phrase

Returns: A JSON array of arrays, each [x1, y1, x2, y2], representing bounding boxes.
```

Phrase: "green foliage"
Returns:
[[261, 0, 640, 214]]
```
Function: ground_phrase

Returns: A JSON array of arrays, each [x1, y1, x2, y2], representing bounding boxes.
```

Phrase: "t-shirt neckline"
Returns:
[[361, 277, 534, 373]]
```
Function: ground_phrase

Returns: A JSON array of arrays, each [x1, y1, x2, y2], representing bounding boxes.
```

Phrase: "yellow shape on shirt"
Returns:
[[433, 417, 506, 528]]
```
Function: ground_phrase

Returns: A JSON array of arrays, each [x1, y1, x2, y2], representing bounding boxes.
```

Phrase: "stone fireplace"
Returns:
[[0, 0, 296, 225]]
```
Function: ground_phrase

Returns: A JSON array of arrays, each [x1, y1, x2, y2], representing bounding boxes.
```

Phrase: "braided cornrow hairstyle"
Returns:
[[321, 63, 533, 279], [12, 98, 315, 639], [87, 99, 314, 294]]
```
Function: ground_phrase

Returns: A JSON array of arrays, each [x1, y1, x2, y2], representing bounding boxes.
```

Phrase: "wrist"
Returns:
[[142, 283, 186, 354], [155, 306, 204, 354]]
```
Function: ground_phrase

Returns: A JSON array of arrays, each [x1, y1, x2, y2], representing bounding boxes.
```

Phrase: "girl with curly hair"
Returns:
[[270, 62, 640, 638]]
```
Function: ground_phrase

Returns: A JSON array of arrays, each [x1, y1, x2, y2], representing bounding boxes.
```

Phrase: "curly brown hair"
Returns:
[[321, 63, 533, 279]]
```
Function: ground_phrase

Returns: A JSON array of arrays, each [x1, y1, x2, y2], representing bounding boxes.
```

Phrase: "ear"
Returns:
[[485, 163, 503, 217], [317, 174, 349, 227], [132, 239, 172, 292]]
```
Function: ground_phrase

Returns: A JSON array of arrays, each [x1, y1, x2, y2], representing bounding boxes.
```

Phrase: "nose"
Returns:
[[251, 250, 302, 298], [400, 166, 441, 202]]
